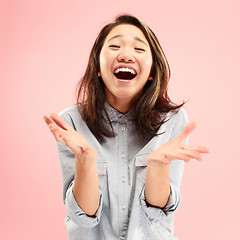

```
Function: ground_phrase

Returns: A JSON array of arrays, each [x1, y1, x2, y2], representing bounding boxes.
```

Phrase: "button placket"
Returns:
[[118, 118, 129, 236]]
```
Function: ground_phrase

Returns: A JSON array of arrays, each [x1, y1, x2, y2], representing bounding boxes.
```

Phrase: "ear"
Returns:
[[148, 76, 153, 81], [98, 72, 101, 77]]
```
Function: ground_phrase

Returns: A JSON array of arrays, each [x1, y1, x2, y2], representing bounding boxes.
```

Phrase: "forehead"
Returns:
[[105, 24, 148, 43]]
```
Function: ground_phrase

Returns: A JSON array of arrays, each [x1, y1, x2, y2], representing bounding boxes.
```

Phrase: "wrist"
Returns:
[[147, 150, 170, 166], [147, 157, 170, 167], [75, 147, 97, 164]]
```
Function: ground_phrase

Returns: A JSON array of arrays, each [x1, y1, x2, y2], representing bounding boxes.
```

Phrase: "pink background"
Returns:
[[1, 0, 239, 239]]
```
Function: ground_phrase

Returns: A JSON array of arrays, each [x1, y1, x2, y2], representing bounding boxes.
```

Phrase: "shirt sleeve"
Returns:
[[65, 181, 103, 227], [140, 107, 189, 221], [55, 110, 103, 228]]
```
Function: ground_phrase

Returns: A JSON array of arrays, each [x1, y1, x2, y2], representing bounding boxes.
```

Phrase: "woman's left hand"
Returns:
[[147, 122, 210, 165]]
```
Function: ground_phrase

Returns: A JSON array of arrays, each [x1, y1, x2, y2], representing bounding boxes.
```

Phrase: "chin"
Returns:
[[115, 92, 134, 99]]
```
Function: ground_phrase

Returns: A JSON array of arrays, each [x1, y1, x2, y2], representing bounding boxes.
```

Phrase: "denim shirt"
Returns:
[[55, 103, 189, 240]]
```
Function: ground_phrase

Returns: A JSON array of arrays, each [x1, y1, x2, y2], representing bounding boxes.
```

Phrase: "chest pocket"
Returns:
[[97, 161, 107, 176], [135, 154, 149, 188], [96, 160, 108, 206]]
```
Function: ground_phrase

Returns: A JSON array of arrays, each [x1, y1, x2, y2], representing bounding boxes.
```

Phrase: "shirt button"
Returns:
[[122, 176, 126, 183], [121, 153, 126, 158], [121, 204, 126, 210], [121, 126, 126, 131], [122, 231, 126, 236]]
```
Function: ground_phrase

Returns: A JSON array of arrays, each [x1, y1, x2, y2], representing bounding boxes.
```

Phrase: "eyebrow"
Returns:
[[107, 34, 148, 47]]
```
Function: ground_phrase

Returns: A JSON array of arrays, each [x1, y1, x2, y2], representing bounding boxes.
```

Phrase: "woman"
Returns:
[[43, 14, 209, 240]]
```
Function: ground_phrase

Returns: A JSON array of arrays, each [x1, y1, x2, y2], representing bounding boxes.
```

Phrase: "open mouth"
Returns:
[[113, 67, 137, 80]]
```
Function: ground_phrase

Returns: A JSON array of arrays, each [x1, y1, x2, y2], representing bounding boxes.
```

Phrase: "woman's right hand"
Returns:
[[43, 113, 97, 161]]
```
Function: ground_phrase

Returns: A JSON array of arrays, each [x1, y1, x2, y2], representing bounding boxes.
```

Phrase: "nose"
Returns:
[[117, 50, 135, 63]]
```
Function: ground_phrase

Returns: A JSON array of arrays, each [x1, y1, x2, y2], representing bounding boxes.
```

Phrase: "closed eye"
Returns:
[[109, 45, 120, 49], [109, 45, 145, 52], [135, 48, 145, 52]]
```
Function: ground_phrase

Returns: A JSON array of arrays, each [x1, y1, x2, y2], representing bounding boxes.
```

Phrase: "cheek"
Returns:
[[140, 58, 153, 75], [99, 51, 113, 72], [99, 54, 106, 71], [146, 55, 153, 73]]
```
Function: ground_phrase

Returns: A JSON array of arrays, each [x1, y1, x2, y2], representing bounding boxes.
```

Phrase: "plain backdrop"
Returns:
[[1, 0, 239, 239]]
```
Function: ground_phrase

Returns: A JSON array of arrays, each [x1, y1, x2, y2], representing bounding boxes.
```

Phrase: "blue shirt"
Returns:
[[56, 103, 189, 240]]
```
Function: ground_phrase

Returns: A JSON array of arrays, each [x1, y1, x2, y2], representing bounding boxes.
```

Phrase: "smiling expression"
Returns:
[[99, 24, 153, 112]]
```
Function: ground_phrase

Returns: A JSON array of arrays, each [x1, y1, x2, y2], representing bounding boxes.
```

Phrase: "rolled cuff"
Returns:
[[65, 183, 103, 228], [140, 183, 181, 222]]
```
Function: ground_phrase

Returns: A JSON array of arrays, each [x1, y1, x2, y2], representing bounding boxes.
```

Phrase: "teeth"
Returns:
[[114, 67, 136, 75]]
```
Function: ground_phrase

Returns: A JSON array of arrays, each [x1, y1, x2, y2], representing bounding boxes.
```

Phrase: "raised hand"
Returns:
[[147, 122, 209, 165], [43, 113, 97, 161]]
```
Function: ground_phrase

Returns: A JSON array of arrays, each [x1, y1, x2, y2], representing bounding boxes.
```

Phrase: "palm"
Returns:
[[43, 113, 96, 159]]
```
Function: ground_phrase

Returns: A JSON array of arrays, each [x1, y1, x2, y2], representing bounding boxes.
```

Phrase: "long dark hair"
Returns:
[[76, 14, 184, 142]]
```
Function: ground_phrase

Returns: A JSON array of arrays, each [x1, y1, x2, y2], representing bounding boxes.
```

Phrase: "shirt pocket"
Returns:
[[135, 154, 149, 187], [96, 160, 107, 176], [96, 160, 108, 205]]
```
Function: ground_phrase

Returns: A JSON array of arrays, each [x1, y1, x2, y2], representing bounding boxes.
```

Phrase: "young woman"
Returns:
[[43, 14, 209, 240]]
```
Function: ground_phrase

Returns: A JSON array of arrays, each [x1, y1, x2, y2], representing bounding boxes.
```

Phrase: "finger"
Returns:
[[44, 115, 65, 135], [43, 115, 66, 134], [47, 123, 65, 144], [165, 152, 190, 163], [43, 114, 55, 125], [182, 145, 210, 153], [178, 149, 203, 161], [49, 113, 70, 131], [176, 121, 197, 143]]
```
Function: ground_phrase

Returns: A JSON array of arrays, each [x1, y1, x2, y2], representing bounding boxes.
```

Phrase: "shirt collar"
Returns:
[[104, 101, 134, 123]]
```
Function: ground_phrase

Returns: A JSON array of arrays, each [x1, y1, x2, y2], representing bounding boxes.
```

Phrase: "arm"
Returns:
[[43, 113, 100, 217], [145, 161, 170, 208], [73, 151, 100, 216]]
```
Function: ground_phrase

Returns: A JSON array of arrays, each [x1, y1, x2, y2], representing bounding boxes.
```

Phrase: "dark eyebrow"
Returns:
[[107, 34, 148, 47]]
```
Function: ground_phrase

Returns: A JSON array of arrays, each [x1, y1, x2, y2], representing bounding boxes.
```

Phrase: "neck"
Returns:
[[106, 98, 132, 114]]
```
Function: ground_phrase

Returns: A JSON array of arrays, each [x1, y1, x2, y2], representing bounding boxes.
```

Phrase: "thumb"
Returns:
[[176, 121, 197, 143]]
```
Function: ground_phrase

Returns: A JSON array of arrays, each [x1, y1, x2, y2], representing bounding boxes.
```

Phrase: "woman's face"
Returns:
[[99, 24, 153, 112]]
